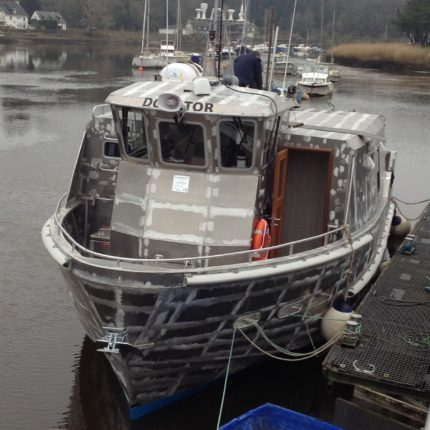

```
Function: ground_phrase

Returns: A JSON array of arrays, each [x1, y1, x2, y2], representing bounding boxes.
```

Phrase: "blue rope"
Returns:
[[216, 327, 236, 430]]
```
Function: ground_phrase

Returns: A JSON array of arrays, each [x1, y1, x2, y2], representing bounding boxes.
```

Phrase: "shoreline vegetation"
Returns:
[[1, 28, 143, 45], [0, 28, 206, 50], [331, 43, 430, 72]]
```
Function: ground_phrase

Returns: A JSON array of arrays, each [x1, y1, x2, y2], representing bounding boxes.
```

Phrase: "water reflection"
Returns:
[[0, 45, 67, 71], [59, 337, 344, 430], [1, 42, 430, 430]]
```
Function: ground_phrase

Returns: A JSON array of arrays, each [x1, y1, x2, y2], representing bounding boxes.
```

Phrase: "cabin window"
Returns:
[[120, 109, 148, 160], [104, 140, 121, 158], [159, 121, 205, 166], [219, 119, 255, 169]]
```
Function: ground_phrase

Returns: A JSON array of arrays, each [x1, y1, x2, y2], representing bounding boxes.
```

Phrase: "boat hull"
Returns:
[[44, 200, 394, 415], [297, 82, 334, 96], [132, 55, 165, 69]]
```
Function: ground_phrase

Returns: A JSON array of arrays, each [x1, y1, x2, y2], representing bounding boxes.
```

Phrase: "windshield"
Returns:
[[159, 121, 205, 166], [119, 108, 148, 160], [219, 119, 255, 169]]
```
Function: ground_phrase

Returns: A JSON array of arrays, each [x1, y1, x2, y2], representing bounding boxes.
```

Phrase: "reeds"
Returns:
[[331, 43, 430, 68]]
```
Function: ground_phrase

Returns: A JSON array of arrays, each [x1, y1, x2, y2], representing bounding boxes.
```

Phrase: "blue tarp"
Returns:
[[220, 403, 343, 430]]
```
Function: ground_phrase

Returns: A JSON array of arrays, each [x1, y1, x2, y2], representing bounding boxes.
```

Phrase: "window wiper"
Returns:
[[174, 114, 194, 155], [233, 116, 249, 148]]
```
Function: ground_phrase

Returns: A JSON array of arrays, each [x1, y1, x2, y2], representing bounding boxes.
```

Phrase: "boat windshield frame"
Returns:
[[156, 117, 208, 169], [217, 117, 258, 171], [112, 106, 152, 163]]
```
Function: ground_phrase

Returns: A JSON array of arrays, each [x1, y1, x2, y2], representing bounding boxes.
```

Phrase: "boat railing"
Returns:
[[53, 193, 350, 267]]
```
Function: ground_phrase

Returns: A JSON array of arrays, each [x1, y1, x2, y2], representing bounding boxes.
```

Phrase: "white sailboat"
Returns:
[[160, 0, 189, 64], [132, 0, 165, 69], [328, 3, 341, 82]]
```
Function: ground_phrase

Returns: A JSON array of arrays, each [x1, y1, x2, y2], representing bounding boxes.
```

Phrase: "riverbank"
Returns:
[[1, 28, 142, 45], [331, 42, 430, 72], [0, 28, 207, 51]]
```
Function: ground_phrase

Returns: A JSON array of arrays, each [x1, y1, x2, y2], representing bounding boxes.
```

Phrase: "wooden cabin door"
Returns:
[[270, 149, 288, 258], [271, 147, 332, 256]]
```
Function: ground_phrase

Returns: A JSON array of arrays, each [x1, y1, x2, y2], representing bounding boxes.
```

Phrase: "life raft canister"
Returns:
[[251, 218, 271, 261]]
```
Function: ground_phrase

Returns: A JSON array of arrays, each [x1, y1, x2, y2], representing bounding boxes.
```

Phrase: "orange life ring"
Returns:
[[251, 219, 271, 261]]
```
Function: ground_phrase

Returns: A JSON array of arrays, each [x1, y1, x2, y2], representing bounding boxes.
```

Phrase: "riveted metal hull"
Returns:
[[51, 199, 393, 408], [42, 77, 396, 416]]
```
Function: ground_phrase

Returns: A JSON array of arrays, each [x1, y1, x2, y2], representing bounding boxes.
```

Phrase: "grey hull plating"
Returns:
[[42, 77, 395, 410]]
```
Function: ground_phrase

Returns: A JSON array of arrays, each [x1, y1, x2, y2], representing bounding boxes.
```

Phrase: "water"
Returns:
[[1, 43, 429, 430]]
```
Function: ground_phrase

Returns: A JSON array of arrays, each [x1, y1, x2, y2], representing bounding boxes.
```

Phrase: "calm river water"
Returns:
[[1, 42, 429, 430]]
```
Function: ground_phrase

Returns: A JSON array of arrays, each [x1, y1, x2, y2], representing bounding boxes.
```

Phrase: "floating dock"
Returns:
[[323, 204, 430, 428]]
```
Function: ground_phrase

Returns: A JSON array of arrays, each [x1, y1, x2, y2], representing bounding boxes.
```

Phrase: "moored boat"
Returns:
[[297, 64, 334, 96], [132, 0, 166, 69], [272, 53, 298, 75], [328, 64, 341, 82], [42, 56, 396, 419]]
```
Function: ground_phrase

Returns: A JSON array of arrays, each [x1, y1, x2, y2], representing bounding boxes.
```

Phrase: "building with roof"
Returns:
[[30, 10, 67, 30], [0, 1, 29, 29]]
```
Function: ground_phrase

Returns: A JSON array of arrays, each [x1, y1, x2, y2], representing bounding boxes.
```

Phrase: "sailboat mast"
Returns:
[[141, 0, 147, 54], [320, 0, 324, 51], [240, 0, 248, 46], [146, 0, 150, 52], [166, 0, 169, 55], [211, 0, 219, 75], [281, 0, 298, 90], [330, 1, 335, 63], [176, 0, 181, 52]]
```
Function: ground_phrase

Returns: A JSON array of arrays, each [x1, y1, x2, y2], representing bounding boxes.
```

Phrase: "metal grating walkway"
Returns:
[[323, 205, 430, 399]]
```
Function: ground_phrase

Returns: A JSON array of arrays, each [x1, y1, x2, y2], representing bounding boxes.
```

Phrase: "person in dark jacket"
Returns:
[[233, 50, 263, 90]]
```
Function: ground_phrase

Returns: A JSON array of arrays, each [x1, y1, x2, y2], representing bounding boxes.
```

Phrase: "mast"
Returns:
[[140, 0, 147, 54], [146, 0, 150, 52], [320, 0, 324, 51], [264, 7, 274, 90], [282, 0, 298, 90], [176, 0, 182, 51], [211, 0, 219, 75], [166, 0, 169, 54], [240, 0, 248, 47], [330, 1, 335, 63]]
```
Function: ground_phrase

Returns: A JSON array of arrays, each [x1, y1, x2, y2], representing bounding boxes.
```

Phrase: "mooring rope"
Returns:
[[392, 196, 430, 206], [238, 323, 342, 362], [392, 199, 424, 222], [215, 327, 236, 430], [252, 321, 342, 358]]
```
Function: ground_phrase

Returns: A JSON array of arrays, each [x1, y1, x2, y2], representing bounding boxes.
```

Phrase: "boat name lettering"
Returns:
[[142, 98, 214, 112]]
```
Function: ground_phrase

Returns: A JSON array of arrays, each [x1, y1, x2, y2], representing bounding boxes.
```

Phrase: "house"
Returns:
[[0, 1, 29, 29], [30, 10, 67, 30]]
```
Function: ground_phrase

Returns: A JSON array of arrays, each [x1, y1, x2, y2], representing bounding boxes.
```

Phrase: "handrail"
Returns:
[[53, 193, 348, 265]]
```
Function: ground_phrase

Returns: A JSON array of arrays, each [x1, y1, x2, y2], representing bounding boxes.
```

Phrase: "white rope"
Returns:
[[238, 324, 342, 362], [392, 199, 424, 222], [253, 322, 341, 357], [392, 196, 430, 206]]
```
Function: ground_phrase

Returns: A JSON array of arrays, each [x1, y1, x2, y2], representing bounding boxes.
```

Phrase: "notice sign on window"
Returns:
[[172, 175, 190, 193]]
